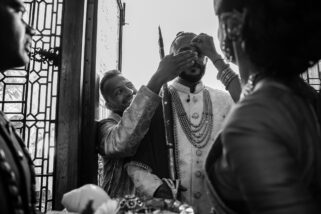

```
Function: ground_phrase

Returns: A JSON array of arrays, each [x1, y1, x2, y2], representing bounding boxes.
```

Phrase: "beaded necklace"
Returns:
[[169, 87, 213, 149]]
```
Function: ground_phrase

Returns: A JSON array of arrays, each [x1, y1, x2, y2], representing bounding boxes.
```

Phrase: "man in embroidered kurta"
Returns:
[[126, 32, 240, 214], [0, 1, 38, 213], [97, 51, 197, 198]]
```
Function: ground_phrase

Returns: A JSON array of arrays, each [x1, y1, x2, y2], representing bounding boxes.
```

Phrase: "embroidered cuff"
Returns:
[[125, 161, 152, 172], [140, 86, 161, 103], [126, 162, 163, 197]]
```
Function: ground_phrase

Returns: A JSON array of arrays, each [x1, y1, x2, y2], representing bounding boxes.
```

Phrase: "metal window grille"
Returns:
[[0, 0, 64, 212], [302, 62, 321, 92]]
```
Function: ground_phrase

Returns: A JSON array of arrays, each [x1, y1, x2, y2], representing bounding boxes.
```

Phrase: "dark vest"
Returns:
[[0, 112, 36, 214], [130, 105, 170, 179]]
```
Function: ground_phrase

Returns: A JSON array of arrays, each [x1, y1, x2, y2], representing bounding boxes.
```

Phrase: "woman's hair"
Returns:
[[217, 0, 321, 77]]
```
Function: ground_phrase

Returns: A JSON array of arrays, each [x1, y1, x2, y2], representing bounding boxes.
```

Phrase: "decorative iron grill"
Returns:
[[302, 62, 321, 92], [0, 0, 63, 212]]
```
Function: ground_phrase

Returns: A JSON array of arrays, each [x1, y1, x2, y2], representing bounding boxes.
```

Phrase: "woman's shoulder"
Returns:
[[223, 84, 300, 134], [236, 82, 299, 113]]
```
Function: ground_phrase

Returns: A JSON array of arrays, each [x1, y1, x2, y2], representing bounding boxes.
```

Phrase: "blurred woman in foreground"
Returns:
[[205, 0, 321, 213]]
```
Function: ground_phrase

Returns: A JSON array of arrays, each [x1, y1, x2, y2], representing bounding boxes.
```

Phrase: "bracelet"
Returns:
[[225, 73, 239, 90], [216, 65, 230, 80], [125, 161, 152, 172], [218, 66, 239, 89], [222, 70, 236, 85]]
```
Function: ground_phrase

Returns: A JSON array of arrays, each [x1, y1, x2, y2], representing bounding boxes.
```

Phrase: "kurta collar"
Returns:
[[172, 78, 205, 94]]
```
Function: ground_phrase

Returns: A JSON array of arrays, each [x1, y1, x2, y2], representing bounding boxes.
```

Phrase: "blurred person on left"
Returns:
[[0, 0, 34, 69], [0, 0, 38, 214]]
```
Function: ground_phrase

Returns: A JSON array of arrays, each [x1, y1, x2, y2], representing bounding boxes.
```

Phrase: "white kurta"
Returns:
[[170, 80, 233, 214]]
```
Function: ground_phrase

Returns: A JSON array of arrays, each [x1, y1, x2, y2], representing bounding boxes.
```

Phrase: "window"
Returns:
[[0, 0, 64, 212], [302, 62, 321, 92]]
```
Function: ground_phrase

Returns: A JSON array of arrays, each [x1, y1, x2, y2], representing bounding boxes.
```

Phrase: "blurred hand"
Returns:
[[80, 200, 94, 214], [153, 183, 173, 199], [178, 184, 187, 192], [147, 50, 197, 93], [155, 50, 197, 83], [191, 33, 220, 62]]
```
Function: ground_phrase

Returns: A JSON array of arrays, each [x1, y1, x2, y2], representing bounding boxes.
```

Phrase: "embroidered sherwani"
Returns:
[[97, 86, 161, 198], [127, 80, 233, 214]]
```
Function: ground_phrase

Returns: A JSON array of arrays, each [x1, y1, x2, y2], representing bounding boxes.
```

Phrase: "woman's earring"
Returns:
[[220, 10, 246, 62], [221, 10, 246, 42], [241, 41, 246, 51], [221, 38, 234, 62], [241, 73, 256, 98], [226, 19, 243, 41], [220, 22, 234, 62]]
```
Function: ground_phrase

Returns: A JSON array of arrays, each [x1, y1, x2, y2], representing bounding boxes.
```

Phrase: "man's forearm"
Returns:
[[98, 86, 161, 158], [147, 73, 166, 95], [126, 162, 163, 197]]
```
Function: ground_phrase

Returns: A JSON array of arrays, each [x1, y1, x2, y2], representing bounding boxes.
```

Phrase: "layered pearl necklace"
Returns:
[[169, 87, 213, 148]]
